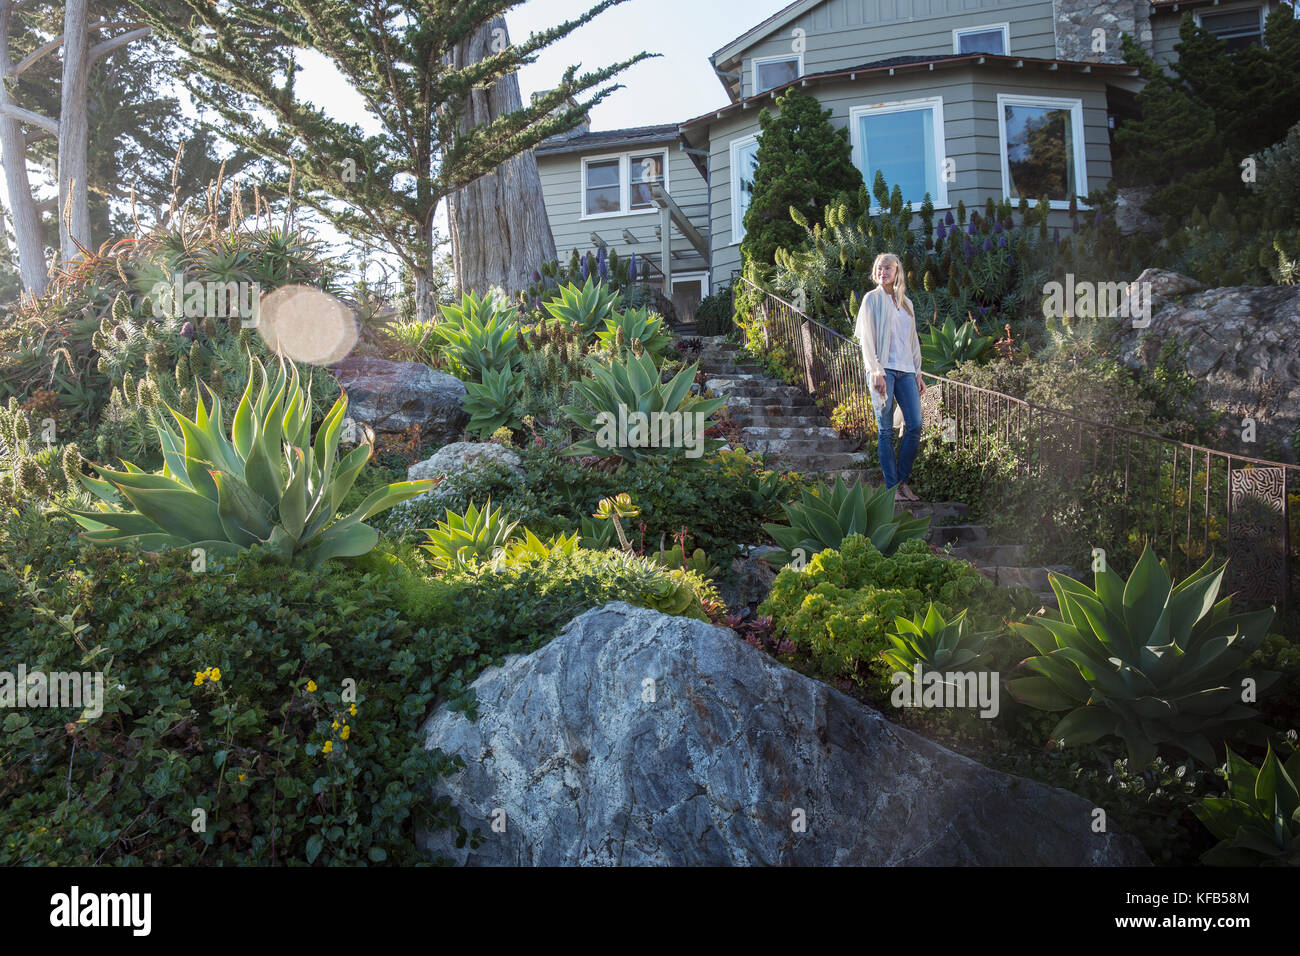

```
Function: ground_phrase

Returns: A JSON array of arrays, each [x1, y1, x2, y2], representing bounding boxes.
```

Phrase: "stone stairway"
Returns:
[[696, 335, 876, 477], [690, 334, 1077, 611]]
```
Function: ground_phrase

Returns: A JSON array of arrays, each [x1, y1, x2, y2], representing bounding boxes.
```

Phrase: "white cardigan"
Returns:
[[853, 285, 923, 378]]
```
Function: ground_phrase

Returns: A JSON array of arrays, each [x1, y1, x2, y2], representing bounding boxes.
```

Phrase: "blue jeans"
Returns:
[[875, 369, 922, 489]]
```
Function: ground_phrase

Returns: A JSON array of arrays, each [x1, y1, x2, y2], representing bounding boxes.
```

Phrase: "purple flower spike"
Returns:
[[937, 222, 947, 240], [945, 211, 955, 226], [999, 235, 1008, 248], [993, 221, 1003, 234], [982, 238, 993, 252], [532, 269, 541, 283], [968, 221, 978, 236], [180, 321, 196, 339], [629, 253, 638, 281]]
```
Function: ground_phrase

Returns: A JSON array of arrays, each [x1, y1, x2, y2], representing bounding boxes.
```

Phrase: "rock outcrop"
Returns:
[[332, 356, 467, 441], [419, 603, 1150, 866], [1116, 269, 1300, 461]]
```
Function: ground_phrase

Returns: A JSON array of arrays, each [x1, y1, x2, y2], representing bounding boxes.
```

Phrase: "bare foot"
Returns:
[[900, 483, 919, 502]]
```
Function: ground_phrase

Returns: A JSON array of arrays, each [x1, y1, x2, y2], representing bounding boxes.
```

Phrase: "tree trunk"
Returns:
[[446, 17, 557, 297], [0, 1, 48, 295], [58, 0, 92, 261]]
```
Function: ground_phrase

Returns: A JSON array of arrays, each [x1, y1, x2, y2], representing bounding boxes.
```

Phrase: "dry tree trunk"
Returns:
[[446, 17, 557, 298], [0, 0, 49, 294], [58, 0, 91, 261]]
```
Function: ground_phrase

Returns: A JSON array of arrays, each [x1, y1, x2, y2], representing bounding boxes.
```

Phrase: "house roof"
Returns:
[[711, 0, 821, 68], [680, 52, 1141, 133], [534, 123, 681, 157]]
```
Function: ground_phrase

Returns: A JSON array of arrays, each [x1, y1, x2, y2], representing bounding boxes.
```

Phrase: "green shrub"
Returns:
[[760, 535, 1025, 687], [920, 317, 994, 375], [540, 278, 621, 338], [461, 366, 526, 437], [694, 289, 734, 336], [1007, 546, 1278, 766], [881, 604, 996, 675], [419, 499, 521, 570], [596, 306, 672, 361]]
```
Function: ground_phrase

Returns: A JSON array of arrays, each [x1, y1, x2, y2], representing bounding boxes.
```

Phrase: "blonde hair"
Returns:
[[872, 253, 914, 318]]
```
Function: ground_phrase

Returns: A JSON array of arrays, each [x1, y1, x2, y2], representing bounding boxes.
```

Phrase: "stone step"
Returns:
[[727, 413, 827, 428], [708, 381, 817, 399], [927, 523, 989, 546], [948, 542, 1027, 565], [715, 393, 819, 410], [741, 425, 841, 441], [743, 437, 865, 456], [762, 450, 874, 472], [900, 501, 969, 522]]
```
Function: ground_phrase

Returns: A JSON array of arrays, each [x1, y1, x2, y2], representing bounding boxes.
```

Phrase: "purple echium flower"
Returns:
[[968, 220, 978, 236], [580, 255, 590, 280], [180, 321, 196, 339], [982, 238, 993, 252], [999, 235, 1008, 248], [532, 269, 541, 284], [629, 253, 638, 281], [936, 221, 947, 240], [992, 221, 1003, 234], [945, 211, 955, 226]]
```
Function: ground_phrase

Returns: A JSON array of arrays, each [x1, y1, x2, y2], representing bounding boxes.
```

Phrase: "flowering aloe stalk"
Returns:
[[70, 354, 436, 567]]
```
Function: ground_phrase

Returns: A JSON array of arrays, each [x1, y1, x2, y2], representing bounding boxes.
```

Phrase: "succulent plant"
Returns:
[[920, 315, 994, 375], [762, 477, 931, 566], [435, 292, 521, 382], [541, 277, 622, 338], [880, 603, 996, 674], [460, 366, 525, 438], [597, 307, 672, 360], [69, 355, 435, 567], [1194, 744, 1300, 866], [419, 499, 521, 570], [1006, 546, 1278, 767]]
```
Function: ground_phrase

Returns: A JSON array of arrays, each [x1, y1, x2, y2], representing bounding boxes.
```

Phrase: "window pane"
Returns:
[[735, 141, 759, 235], [859, 108, 936, 205], [755, 57, 800, 94], [629, 153, 665, 210], [585, 159, 621, 215], [1201, 9, 1262, 49], [957, 29, 1006, 54], [1003, 104, 1075, 202]]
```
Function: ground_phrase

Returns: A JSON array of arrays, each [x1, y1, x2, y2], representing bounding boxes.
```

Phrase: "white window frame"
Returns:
[[996, 93, 1089, 211], [670, 271, 711, 297], [849, 97, 949, 214], [751, 52, 803, 97], [579, 148, 669, 221], [1193, 3, 1267, 46], [729, 133, 759, 246], [953, 22, 1010, 55]]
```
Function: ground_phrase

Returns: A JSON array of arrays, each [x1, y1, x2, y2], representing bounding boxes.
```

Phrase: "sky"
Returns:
[[290, 0, 787, 136]]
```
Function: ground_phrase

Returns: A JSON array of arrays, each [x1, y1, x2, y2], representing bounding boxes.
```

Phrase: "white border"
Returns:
[[996, 93, 1089, 211], [953, 22, 1010, 55], [579, 148, 669, 221], [670, 270, 711, 297], [848, 97, 949, 213], [751, 52, 803, 97], [729, 133, 759, 246]]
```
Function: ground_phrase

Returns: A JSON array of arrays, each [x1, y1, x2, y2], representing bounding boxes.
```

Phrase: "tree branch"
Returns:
[[0, 102, 57, 135]]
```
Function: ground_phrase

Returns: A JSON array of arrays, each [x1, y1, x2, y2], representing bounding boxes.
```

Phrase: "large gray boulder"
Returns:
[[332, 356, 467, 441], [1116, 270, 1300, 461], [419, 603, 1150, 866]]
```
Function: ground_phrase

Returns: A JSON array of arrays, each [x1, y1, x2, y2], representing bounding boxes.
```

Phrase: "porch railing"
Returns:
[[739, 276, 1297, 610]]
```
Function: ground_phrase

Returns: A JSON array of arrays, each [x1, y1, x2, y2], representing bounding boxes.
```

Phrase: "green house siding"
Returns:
[[535, 142, 711, 282], [703, 63, 1114, 288], [727, 0, 1058, 98]]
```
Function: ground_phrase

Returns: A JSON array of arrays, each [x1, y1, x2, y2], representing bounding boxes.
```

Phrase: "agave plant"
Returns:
[[500, 528, 583, 565], [1006, 547, 1278, 767], [597, 307, 672, 360], [542, 278, 621, 338], [562, 352, 725, 463], [435, 292, 521, 382], [762, 477, 930, 566], [419, 499, 521, 570], [920, 316, 994, 375], [1194, 744, 1300, 866], [69, 356, 435, 566], [880, 604, 995, 674], [461, 366, 525, 438], [578, 514, 618, 551]]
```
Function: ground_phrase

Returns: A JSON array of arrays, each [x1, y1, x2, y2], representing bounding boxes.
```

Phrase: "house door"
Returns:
[[671, 273, 708, 324]]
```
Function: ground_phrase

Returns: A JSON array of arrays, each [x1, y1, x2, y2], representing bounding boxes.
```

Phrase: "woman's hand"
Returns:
[[871, 372, 886, 397], [916, 373, 926, 396]]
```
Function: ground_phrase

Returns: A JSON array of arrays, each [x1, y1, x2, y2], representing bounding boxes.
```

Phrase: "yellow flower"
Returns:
[[193, 673, 205, 686], [321, 740, 333, 755], [340, 725, 350, 740], [237, 773, 246, 782], [306, 680, 317, 693], [331, 720, 339, 731], [349, 704, 357, 716], [209, 667, 221, 682]]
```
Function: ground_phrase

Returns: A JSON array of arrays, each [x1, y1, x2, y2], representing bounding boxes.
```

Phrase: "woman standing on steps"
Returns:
[[854, 252, 926, 503]]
